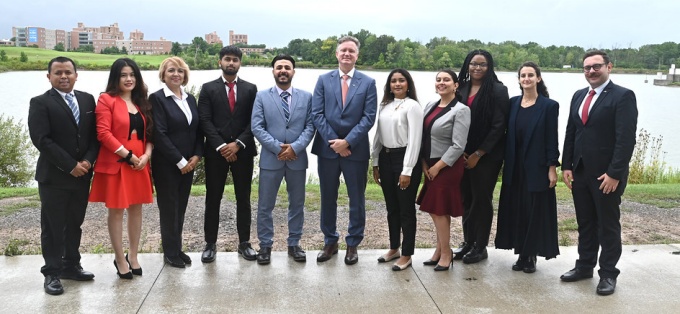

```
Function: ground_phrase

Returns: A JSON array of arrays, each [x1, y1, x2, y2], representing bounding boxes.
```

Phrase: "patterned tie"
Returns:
[[65, 93, 80, 125], [581, 90, 596, 124], [341, 74, 349, 107], [280, 91, 291, 122], [226, 81, 236, 112]]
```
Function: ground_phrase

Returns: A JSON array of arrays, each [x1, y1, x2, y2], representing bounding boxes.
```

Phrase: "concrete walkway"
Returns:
[[1, 244, 679, 313]]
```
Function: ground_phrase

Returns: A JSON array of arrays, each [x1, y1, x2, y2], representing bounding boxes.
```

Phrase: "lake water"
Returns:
[[2, 68, 679, 176]]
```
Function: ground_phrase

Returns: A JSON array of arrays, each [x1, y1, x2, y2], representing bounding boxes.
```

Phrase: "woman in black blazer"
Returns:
[[495, 62, 560, 273], [456, 50, 510, 263], [150, 57, 204, 268]]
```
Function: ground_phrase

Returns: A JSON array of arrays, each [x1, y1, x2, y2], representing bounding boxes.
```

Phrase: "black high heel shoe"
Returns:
[[114, 260, 133, 279], [423, 258, 440, 266], [434, 249, 454, 271], [126, 254, 143, 276]]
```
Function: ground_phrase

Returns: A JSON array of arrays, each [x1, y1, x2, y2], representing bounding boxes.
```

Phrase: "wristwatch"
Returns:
[[474, 151, 483, 158]]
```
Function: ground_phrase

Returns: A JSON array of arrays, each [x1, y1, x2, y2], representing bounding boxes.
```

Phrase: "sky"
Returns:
[[2, 0, 678, 49]]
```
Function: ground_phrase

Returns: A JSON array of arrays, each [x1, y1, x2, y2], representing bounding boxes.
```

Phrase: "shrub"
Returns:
[[0, 115, 36, 187]]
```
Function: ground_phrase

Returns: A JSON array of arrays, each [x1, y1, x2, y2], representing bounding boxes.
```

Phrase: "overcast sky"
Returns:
[[2, 0, 678, 49]]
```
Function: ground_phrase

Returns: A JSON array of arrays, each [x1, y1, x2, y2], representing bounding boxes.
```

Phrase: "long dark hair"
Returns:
[[105, 58, 153, 140], [517, 61, 549, 97], [381, 68, 418, 105]]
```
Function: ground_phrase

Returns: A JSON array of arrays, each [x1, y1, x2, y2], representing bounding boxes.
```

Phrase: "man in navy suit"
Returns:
[[312, 36, 377, 265], [28, 57, 99, 295], [561, 50, 638, 296], [251, 54, 315, 265], [198, 46, 258, 263]]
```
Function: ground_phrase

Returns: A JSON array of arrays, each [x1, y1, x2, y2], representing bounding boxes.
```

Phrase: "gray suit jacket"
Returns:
[[251, 87, 315, 171], [422, 100, 471, 166]]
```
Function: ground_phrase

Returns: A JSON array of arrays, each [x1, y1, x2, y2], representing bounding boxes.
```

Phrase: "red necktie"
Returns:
[[341, 75, 349, 107], [226, 82, 236, 112], [581, 89, 596, 124]]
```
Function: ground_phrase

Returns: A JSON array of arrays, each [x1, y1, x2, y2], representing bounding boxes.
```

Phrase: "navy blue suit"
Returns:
[[311, 69, 377, 246]]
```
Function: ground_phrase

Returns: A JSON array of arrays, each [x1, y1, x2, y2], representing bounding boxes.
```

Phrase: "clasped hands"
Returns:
[[180, 156, 201, 174], [70, 160, 91, 177], [219, 142, 240, 162], [329, 139, 351, 157], [278, 144, 297, 161]]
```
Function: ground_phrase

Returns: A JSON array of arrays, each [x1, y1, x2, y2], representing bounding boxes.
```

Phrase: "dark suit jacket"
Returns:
[[198, 77, 258, 157], [503, 95, 560, 192], [562, 81, 637, 192], [459, 81, 510, 161], [150, 89, 204, 166], [311, 69, 377, 161], [28, 88, 99, 187]]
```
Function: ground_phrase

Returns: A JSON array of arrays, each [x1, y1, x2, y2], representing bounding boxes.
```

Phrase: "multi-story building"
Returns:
[[205, 31, 222, 45], [12, 26, 58, 48], [229, 30, 248, 45]]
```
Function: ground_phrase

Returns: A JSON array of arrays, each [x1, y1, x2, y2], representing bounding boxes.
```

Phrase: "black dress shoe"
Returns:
[[596, 278, 617, 296], [453, 242, 472, 260], [113, 260, 133, 280], [288, 245, 306, 262], [44, 275, 64, 295], [257, 247, 272, 265], [344, 246, 358, 265], [560, 268, 594, 282], [462, 245, 488, 264], [126, 254, 142, 276], [523, 256, 536, 273], [165, 256, 186, 268], [238, 242, 257, 261], [316, 243, 338, 262], [201, 243, 217, 263], [60, 265, 95, 281], [512, 256, 526, 271], [179, 251, 192, 265], [423, 258, 440, 266]]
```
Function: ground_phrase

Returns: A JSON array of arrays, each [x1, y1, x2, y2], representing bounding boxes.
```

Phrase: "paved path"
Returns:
[[2, 244, 679, 313]]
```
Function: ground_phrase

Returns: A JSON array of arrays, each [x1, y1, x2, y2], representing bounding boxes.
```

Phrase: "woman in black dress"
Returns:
[[495, 61, 560, 273]]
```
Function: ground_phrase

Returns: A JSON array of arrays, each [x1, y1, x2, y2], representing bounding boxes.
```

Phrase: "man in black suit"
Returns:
[[198, 46, 258, 263], [561, 50, 638, 296], [28, 57, 99, 295]]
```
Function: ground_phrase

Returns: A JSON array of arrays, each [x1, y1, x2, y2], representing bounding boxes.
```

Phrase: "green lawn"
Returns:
[[1, 46, 167, 68]]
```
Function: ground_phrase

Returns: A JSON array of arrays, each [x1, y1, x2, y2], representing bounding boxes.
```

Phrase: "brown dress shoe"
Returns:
[[344, 246, 358, 265], [317, 243, 338, 262]]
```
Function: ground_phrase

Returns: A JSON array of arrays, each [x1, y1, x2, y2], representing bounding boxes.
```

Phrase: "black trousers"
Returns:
[[153, 159, 194, 257], [572, 166, 622, 279], [378, 150, 422, 256], [461, 156, 503, 247], [38, 183, 89, 276], [204, 151, 254, 244]]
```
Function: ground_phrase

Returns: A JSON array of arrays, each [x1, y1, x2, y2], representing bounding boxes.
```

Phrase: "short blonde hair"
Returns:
[[158, 56, 190, 86]]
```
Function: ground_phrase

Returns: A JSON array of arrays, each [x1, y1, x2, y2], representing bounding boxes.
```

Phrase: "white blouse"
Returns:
[[371, 97, 423, 176]]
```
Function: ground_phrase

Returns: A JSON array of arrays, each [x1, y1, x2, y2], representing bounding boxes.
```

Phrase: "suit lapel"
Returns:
[[331, 71, 343, 109], [573, 88, 587, 125], [520, 95, 547, 154], [269, 87, 288, 123], [344, 72, 362, 111], [587, 82, 614, 120], [50, 89, 78, 127], [214, 78, 232, 115]]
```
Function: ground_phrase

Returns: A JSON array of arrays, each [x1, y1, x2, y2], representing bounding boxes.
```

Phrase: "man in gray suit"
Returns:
[[251, 54, 315, 265]]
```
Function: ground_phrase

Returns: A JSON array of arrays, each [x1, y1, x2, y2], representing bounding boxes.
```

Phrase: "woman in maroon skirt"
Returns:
[[417, 69, 470, 271], [89, 58, 153, 279]]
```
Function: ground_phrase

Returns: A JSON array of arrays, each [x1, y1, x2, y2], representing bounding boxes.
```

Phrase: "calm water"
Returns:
[[2, 68, 679, 172]]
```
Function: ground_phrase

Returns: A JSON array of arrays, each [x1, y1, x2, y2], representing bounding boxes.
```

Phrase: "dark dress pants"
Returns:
[[461, 156, 503, 247], [153, 159, 194, 257], [572, 166, 622, 279], [204, 150, 254, 244], [378, 150, 422, 256], [39, 182, 89, 276]]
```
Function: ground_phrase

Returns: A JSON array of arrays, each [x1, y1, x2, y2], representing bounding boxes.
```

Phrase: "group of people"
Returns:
[[28, 35, 637, 298]]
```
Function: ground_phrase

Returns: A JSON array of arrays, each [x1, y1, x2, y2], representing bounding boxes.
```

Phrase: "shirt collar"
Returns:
[[275, 86, 293, 96], [163, 84, 188, 100], [591, 79, 611, 95], [54, 88, 73, 98], [221, 76, 239, 85], [338, 68, 356, 78]]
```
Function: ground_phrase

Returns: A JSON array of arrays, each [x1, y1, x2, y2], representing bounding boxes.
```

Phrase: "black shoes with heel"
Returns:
[[126, 254, 143, 276], [114, 260, 133, 279], [434, 249, 454, 271]]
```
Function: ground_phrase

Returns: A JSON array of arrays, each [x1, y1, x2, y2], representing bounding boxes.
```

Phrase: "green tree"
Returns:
[[0, 115, 36, 187], [19, 51, 28, 62], [54, 42, 65, 51], [121, 46, 128, 55], [0, 50, 7, 62], [171, 42, 182, 56]]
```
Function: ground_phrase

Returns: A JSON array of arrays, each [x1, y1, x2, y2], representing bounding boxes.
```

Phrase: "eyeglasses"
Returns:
[[583, 63, 606, 72], [469, 62, 488, 69]]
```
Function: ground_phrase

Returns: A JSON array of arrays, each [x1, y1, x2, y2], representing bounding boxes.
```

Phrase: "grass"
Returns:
[[0, 188, 39, 199], [1, 46, 167, 69], [623, 184, 680, 208]]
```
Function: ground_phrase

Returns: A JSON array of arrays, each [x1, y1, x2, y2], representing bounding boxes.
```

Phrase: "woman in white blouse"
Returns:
[[372, 69, 423, 271]]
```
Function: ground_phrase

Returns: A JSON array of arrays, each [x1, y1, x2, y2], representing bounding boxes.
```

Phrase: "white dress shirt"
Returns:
[[371, 97, 423, 176]]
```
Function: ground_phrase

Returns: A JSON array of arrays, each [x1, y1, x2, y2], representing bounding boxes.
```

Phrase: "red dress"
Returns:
[[89, 94, 153, 208]]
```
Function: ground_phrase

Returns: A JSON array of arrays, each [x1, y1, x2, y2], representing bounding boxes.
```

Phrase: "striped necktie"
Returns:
[[65, 93, 80, 124], [280, 91, 290, 122]]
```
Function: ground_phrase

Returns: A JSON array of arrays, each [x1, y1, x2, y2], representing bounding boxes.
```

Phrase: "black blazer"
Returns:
[[503, 95, 560, 192], [28, 88, 99, 186], [198, 77, 258, 157], [459, 81, 510, 161], [562, 81, 637, 191], [150, 89, 204, 166]]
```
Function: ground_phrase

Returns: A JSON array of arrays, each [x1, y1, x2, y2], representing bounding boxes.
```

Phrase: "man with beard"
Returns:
[[198, 45, 258, 263], [561, 50, 638, 296], [251, 54, 315, 265]]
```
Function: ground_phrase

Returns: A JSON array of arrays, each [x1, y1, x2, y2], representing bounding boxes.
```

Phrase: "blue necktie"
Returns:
[[280, 91, 290, 122], [65, 93, 80, 125]]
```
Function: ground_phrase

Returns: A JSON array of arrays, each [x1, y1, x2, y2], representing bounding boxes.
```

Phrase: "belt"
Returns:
[[382, 147, 407, 154]]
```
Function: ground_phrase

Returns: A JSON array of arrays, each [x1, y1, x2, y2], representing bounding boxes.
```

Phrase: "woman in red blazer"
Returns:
[[89, 58, 153, 279]]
